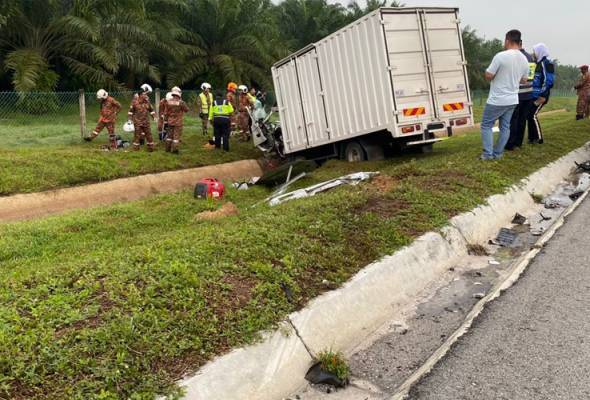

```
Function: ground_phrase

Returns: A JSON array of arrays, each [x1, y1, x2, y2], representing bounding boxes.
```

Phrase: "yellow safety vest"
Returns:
[[209, 100, 234, 120], [247, 93, 256, 104], [527, 63, 536, 81], [199, 92, 213, 113]]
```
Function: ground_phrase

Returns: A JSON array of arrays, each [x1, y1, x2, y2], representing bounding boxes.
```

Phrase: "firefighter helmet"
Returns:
[[165, 92, 174, 101], [238, 84, 248, 94], [96, 89, 108, 100], [227, 82, 237, 92], [201, 82, 212, 91], [140, 83, 153, 94]]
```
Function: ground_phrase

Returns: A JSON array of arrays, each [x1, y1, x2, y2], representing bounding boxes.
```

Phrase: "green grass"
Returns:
[[0, 132, 259, 196], [471, 96, 577, 123], [0, 112, 589, 399]]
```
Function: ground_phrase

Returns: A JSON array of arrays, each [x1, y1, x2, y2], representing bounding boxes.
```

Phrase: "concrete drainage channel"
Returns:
[[177, 142, 590, 400], [0, 159, 262, 222]]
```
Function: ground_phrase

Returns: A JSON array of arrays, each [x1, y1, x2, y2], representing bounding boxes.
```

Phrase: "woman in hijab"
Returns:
[[529, 43, 555, 144]]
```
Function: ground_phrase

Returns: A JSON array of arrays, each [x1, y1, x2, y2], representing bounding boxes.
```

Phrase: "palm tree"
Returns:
[[0, 0, 183, 91], [347, 0, 405, 20], [170, 0, 283, 89]]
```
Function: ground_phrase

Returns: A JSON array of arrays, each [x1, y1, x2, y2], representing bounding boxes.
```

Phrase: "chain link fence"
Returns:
[[0, 88, 276, 148], [0, 86, 572, 148]]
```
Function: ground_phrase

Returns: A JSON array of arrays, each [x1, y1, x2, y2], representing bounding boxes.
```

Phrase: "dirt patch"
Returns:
[[355, 196, 411, 218], [370, 175, 398, 193], [194, 202, 238, 221], [413, 169, 479, 193]]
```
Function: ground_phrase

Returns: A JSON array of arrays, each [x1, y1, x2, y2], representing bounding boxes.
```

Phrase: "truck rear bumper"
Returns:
[[405, 137, 446, 146]]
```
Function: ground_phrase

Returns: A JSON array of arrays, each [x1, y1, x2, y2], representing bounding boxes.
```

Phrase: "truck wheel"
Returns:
[[343, 142, 366, 162]]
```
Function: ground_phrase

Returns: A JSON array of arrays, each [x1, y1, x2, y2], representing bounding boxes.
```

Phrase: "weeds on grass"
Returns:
[[317, 349, 350, 381]]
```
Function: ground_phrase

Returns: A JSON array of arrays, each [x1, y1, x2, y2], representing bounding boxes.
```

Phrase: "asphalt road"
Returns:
[[408, 197, 590, 400]]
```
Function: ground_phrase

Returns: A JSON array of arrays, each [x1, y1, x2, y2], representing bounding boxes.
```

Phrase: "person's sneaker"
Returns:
[[538, 139, 544, 144], [479, 154, 493, 161], [529, 139, 539, 144], [83, 137, 92, 142]]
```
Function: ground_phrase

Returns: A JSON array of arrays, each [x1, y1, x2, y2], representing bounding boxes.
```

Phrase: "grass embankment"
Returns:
[[0, 133, 259, 196], [0, 112, 589, 399], [471, 96, 576, 122]]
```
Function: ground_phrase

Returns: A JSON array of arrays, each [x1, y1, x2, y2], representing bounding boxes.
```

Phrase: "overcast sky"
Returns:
[[324, 0, 589, 66]]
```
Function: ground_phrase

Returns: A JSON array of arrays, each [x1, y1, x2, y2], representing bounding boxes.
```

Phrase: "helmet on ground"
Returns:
[[201, 82, 212, 91], [123, 120, 135, 132], [171, 86, 182, 97], [227, 82, 237, 92], [140, 83, 153, 94], [238, 84, 248, 94], [165, 92, 174, 101], [96, 89, 108, 100]]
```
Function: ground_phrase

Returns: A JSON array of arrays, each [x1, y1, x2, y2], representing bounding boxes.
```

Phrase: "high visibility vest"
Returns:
[[247, 93, 256, 104], [199, 92, 213, 113], [527, 63, 536, 81], [211, 100, 234, 117]]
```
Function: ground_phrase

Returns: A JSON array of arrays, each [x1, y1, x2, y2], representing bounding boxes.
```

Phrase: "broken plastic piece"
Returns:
[[305, 363, 348, 388], [575, 161, 590, 173], [511, 213, 526, 225], [495, 228, 518, 247]]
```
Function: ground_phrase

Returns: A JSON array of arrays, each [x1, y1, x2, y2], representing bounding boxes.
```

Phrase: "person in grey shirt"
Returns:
[[480, 29, 530, 160]]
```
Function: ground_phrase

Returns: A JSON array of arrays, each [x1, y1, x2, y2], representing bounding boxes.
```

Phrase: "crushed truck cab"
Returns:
[[270, 7, 474, 161]]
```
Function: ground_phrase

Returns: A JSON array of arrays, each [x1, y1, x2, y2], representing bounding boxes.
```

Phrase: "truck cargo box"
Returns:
[[271, 7, 473, 159]]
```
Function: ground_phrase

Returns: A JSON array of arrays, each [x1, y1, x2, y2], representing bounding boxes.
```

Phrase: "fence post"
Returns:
[[155, 88, 160, 120], [79, 89, 87, 138]]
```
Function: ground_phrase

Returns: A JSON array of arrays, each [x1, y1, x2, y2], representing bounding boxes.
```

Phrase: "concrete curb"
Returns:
[[0, 159, 262, 222], [179, 142, 590, 400]]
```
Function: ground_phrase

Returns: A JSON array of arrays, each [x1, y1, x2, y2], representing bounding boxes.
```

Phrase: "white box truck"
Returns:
[[270, 7, 474, 161]]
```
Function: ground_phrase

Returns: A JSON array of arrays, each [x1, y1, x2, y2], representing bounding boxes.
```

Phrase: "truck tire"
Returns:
[[343, 141, 366, 162]]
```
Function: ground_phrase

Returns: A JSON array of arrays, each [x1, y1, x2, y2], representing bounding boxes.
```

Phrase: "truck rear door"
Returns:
[[381, 10, 436, 129], [419, 10, 472, 125]]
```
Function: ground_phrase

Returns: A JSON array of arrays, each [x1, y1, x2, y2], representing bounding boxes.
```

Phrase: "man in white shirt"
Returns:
[[480, 29, 530, 160]]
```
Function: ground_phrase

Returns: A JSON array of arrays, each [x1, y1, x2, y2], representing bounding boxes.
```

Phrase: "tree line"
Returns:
[[0, 0, 578, 93]]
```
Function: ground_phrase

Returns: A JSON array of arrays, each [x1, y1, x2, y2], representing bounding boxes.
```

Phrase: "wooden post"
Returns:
[[155, 88, 161, 120], [79, 89, 87, 138]]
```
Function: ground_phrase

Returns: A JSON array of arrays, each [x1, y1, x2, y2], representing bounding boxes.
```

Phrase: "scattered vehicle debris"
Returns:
[[511, 213, 527, 225], [473, 292, 486, 299], [489, 260, 500, 265], [268, 172, 379, 206], [256, 160, 317, 186], [575, 160, 590, 173], [493, 228, 518, 247], [539, 212, 552, 222], [575, 173, 590, 193]]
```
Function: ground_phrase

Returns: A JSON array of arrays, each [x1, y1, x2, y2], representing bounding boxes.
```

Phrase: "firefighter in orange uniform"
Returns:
[[164, 87, 189, 154], [128, 84, 156, 151], [85, 89, 121, 149]]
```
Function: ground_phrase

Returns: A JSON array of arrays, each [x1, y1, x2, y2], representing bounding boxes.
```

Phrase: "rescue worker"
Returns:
[[85, 89, 121, 149], [237, 85, 251, 141], [226, 82, 238, 132], [128, 84, 156, 151], [197, 82, 213, 135], [247, 87, 257, 136], [529, 43, 555, 145], [574, 65, 590, 120], [158, 92, 173, 141], [209, 93, 234, 151], [164, 87, 189, 154]]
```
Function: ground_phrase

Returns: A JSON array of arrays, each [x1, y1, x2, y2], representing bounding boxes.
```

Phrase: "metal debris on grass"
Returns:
[[268, 172, 379, 206]]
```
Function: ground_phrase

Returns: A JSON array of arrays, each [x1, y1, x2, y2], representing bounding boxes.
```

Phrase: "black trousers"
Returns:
[[528, 100, 548, 144], [213, 116, 231, 151], [506, 98, 535, 149]]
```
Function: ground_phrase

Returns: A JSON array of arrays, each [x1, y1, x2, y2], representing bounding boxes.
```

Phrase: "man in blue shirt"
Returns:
[[480, 30, 530, 160]]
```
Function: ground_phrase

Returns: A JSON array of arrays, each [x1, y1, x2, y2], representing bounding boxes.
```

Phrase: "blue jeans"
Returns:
[[481, 103, 517, 159]]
